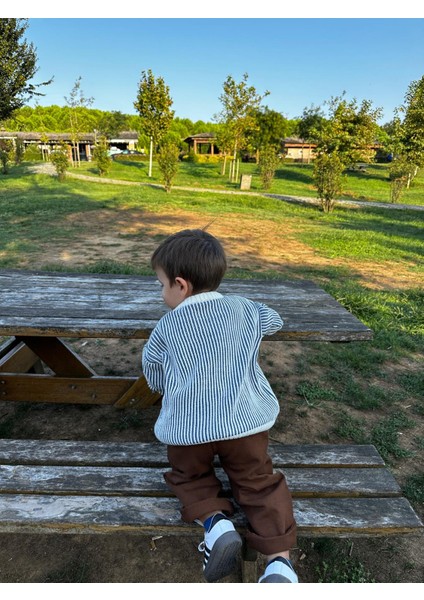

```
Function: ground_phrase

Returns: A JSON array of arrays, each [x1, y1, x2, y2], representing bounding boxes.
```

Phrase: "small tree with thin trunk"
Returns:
[[64, 76, 94, 167], [216, 73, 269, 182], [0, 139, 14, 174], [157, 141, 179, 193], [313, 152, 344, 212], [258, 146, 280, 190], [50, 142, 69, 181], [134, 70, 174, 177], [93, 136, 112, 176]]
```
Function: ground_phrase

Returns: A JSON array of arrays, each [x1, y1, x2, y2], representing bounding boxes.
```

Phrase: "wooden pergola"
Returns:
[[184, 133, 220, 155]]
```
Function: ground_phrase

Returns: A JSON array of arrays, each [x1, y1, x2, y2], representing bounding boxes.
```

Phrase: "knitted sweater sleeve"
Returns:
[[257, 302, 284, 336], [142, 326, 166, 393]]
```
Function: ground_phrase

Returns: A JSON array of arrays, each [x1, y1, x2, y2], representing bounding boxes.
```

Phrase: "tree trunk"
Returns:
[[148, 137, 153, 177]]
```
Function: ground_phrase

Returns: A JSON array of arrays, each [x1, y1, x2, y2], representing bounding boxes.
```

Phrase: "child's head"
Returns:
[[151, 229, 227, 294]]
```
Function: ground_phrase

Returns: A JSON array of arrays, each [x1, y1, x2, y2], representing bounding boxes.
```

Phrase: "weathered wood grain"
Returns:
[[0, 494, 421, 537], [0, 440, 421, 538], [0, 440, 386, 467], [0, 464, 401, 497], [0, 270, 373, 341]]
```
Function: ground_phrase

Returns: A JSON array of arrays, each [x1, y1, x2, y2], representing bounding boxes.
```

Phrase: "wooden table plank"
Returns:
[[0, 440, 385, 468], [0, 270, 373, 341], [0, 464, 401, 497], [0, 494, 421, 536]]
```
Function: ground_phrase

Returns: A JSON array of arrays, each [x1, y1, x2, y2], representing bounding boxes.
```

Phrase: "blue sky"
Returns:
[[18, 17, 424, 125]]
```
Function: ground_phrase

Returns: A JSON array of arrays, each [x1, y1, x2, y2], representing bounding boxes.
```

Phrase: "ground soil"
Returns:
[[0, 188, 422, 584]]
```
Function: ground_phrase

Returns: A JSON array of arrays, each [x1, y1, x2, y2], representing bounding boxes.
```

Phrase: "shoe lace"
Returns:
[[198, 541, 205, 552]]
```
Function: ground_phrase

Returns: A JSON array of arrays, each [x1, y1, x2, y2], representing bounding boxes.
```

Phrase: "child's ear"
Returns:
[[175, 277, 193, 296]]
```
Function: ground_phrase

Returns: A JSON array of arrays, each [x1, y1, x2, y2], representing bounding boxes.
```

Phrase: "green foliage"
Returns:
[[371, 413, 415, 461], [402, 473, 424, 504], [314, 93, 382, 168], [0, 139, 14, 174], [0, 18, 51, 122], [93, 136, 112, 176], [400, 75, 424, 170], [23, 144, 42, 161], [258, 146, 281, 189], [65, 76, 94, 166], [313, 152, 344, 212], [14, 137, 25, 165], [134, 69, 174, 177], [50, 143, 70, 181], [251, 107, 290, 153], [316, 558, 375, 583], [389, 157, 410, 203], [216, 72, 269, 172], [157, 141, 179, 192]]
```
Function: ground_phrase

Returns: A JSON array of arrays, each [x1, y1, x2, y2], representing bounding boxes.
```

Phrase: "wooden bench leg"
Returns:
[[241, 538, 258, 583]]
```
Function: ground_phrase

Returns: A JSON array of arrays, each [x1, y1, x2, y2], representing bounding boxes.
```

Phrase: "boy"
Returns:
[[142, 229, 298, 583]]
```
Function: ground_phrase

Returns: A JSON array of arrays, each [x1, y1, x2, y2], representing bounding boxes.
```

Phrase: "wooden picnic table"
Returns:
[[0, 269, 372, 408]]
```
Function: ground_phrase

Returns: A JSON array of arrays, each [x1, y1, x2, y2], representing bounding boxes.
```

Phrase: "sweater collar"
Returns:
[[174, 291, 223, 311]]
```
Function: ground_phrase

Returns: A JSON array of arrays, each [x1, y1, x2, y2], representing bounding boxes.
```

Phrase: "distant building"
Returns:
[[281, 138, 317, 162], [0, 130, 138, 161]]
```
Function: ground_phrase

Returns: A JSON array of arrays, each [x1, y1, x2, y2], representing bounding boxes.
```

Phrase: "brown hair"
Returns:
[[151, 229, 227, 293]]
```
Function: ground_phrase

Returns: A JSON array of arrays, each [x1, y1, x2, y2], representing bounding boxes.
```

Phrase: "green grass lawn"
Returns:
[[69, 157, 424, 206]]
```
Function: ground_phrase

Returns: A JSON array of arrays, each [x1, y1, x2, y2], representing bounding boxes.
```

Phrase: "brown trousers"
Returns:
[[165, 430, 297, 555]]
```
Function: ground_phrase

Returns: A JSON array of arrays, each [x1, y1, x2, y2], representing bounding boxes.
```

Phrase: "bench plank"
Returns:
[[0, 465, 401, 497], [0, 440, 385, 468], [0, 494, 421, 537]]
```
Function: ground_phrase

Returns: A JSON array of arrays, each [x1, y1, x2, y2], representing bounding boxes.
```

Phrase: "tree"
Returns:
[[14, 137, 25, 165], [397, 75, 424, 187], [0, 18, 52, 123], [50, 142, 69, 181], [250, 108, 290, 162], [296, 105, 326, 142], [93, 136, 112, 176], [98, 111, 128, 139], [64, 76, 94, 166], [216, 73, 269, 181], [258, 146, 280, 190], [134, 69, 174, 177], [0, 139, 14, 174], [157, 141, 179, 193], [313, 152, 344, 213], [314, 94, 382, 169]]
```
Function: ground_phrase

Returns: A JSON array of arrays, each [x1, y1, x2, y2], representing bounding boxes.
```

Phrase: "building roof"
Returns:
[[183, 133, 216, 142], [0, 130, 138, 142]]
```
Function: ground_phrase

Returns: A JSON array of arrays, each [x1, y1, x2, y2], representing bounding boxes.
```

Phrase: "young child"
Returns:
[[142, 228, 298, 584]]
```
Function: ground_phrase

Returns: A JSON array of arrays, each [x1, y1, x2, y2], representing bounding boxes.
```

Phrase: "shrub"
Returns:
[[258, 146, 280, 190], [313, 152, 344, 212], [50, 143, 70, 181], [157, 141, 179, 192], [0, 139, 14, 174], [93, 137, 112, 176]]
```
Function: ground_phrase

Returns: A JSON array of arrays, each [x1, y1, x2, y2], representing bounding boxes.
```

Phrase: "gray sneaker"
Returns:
[[198, 514, 242, 582], [258, 556, 298, 583]]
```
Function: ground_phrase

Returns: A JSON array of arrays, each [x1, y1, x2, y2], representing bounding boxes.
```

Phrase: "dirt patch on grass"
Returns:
[[19, 206, 422, 291]]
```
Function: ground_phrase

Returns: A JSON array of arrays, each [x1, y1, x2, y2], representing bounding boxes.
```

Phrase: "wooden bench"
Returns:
[[0, 270, 372, 408], [0, 438, 422, 582]]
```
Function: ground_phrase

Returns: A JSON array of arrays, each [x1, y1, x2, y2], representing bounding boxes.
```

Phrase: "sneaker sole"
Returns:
[[203, 530, 242, 582], [259, 573, 293, 583]]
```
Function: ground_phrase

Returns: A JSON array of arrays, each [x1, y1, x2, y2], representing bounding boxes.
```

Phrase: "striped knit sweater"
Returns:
[[142, 291, 283, 445]]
